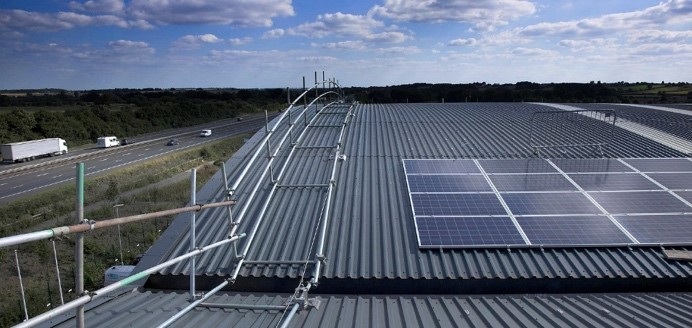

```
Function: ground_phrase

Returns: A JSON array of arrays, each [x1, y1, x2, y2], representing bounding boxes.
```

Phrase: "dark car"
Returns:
[[166, 139, 179, 146], [121, 138, 133, 145]]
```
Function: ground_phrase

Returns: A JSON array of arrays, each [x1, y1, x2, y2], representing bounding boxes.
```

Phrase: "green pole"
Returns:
[[75, 163, 85, 328]]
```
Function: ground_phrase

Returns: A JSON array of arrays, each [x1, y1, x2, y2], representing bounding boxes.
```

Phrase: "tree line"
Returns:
[[2, 82, 689, 145], [345, 81, 691, 104], [0, 89, 288, 145]]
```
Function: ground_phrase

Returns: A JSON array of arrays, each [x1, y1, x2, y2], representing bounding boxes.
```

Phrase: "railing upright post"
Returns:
[[15, 249, 28, 321], [189, 168, 197, 301], [75, 163, 85, 328], [221, 164, 235, 232], [52, 239, 64, 304]]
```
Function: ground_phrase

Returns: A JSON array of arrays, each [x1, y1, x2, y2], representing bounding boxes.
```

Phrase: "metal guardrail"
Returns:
[[529, 109, 617, 156]]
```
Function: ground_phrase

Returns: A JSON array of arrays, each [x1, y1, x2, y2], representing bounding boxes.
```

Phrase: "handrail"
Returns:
[[0, 200, 236, 248], [13, 233, 245, 328], [229, 91, 341, 281]]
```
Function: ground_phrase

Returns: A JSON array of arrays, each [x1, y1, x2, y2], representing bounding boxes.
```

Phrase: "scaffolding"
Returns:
[[1, 72, 348, 328]]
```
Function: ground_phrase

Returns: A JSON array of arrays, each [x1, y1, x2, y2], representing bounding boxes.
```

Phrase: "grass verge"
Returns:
[[0, 133, 250, 326]]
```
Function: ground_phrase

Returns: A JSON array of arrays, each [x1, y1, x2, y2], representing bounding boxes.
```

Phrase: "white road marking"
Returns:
[[12, 184, 23, 189], [52, 174, 63, 179], [0, 182, 6, 186], [36, 173, 49, 177], [100, 158, 109, 162], [123, 152, 132, 156]]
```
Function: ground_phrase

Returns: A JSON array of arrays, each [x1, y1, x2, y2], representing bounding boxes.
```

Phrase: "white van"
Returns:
[[200, 129, 212, 137], [97, 136, 120, 148]]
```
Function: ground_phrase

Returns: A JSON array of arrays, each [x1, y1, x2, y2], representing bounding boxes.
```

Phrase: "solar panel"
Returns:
[[502, 193, 601, 215], [567, 174, 662, 191], [404, 159, 480, 174], [489, 174, 576, 192], [517, 216, 632, 245], [552, 159, 633, 173], [647, 173, 692, 190], [403, 158, 692, 248], [417, 216, 526, 246], [588, 191, 691, 214], [676, 191, 692, 203], [614, 215, 692, 244], [624, 158, 692, 172], [411, 194, 506, 216], [478, 159, 557, 173], [407, 175, 492, 192]]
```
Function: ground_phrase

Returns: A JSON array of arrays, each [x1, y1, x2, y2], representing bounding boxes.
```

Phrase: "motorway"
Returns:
[[0, 113, 277, 204]]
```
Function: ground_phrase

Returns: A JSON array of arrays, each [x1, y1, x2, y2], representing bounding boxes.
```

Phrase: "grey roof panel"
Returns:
[[50, 291, 692, 328], [143, 103, 692, 282]]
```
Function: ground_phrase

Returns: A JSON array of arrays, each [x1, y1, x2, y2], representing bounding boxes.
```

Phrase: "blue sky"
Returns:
[[1, 0, 690, 89]]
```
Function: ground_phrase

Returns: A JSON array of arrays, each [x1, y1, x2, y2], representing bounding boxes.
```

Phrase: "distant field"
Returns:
[[618, 84, 692, 95]]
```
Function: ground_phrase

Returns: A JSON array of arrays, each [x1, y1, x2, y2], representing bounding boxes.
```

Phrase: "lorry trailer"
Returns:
[[1, 138, 69, 163]]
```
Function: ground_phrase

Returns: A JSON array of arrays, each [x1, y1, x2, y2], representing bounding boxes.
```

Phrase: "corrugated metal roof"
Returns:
[[141, 103, 692, 287], [47, 102, 692, 328], [569, 103, 692, 141], [50, 291, 692, 328]]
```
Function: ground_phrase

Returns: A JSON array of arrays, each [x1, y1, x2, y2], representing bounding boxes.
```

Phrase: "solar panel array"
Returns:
[[404, 158, 692, 248]]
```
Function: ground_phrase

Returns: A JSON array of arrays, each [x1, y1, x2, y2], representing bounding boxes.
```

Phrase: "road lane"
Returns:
[[0, 113, 277, 204]]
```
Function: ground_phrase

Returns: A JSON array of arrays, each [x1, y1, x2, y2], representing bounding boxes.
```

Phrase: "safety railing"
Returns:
[[2, 71, 346, 328], [529, 109, 617, 157]]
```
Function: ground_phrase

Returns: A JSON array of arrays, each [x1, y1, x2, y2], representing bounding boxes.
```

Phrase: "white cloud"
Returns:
[[229, 37, 252, 46], [128, 0, 294, 27], [69, 0, 124, 14], [1, 31, 25, 39], [365, 31, 410, 43], [286, 12, 413, 47], [558, 38, 616, 52], [262, 28, 285, 39], [375, 46, 422, 54], [518, 0, 692, 37], [289, 12, 384, 38], [0, 10, 76, 31], [448, 38, 477, 46], [512, 47, 559, 58], [296, 56, 337, 62], [627, 29, 692, 43], [0, 9, 151, 31], [317, 41, 367, 50], [64, 39, 155, 63], [629, 43, 692, 55], [173, 34, 225, 50], [108, 40, 153, 54], [371, 0, 536, 30], [208, 49, 279, 62]]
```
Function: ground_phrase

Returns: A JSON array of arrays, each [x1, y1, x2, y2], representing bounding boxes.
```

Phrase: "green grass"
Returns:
[[0, 134, 249, 326]]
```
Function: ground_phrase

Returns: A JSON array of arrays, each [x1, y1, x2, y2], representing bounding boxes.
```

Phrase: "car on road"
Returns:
[[200, 129, 212, 137], [166, 139, 179, 146]]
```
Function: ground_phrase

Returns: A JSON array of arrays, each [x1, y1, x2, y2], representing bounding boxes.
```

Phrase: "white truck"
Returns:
[[97, 136, 121, 148], [1, 138, 68, 163]]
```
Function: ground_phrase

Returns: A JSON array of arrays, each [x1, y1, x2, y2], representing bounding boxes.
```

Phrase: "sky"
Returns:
[[0, 0, 691, 89]]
